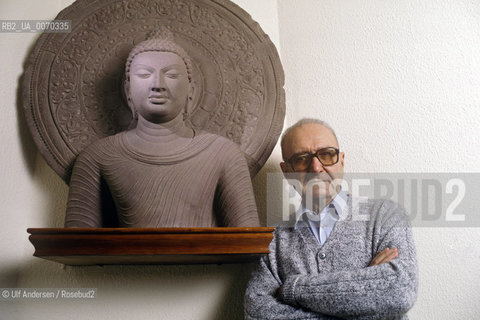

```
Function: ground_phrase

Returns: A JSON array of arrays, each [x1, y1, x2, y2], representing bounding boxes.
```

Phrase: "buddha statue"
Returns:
[[64, 30, 260, 228]]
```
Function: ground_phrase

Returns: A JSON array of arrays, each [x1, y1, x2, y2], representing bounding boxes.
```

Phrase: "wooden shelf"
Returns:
[[27, 227, 274, 266]]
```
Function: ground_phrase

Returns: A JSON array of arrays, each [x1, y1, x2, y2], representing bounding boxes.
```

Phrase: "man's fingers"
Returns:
[[369, 247, 398, 266], [382, 248, 398, 264], [369, 248, 388, 266], [370, 247, 391, 266], [382, 248, 398, 263]]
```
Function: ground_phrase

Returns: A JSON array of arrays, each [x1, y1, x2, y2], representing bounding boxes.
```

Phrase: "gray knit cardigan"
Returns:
[[244, 197, 418, 319]]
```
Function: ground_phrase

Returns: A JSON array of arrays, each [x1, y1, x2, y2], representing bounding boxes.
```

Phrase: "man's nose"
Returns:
[[308, 156, 325, 173]]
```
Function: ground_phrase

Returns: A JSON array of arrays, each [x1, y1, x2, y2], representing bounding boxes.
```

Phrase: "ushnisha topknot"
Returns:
[[125, 28, 193, 82]]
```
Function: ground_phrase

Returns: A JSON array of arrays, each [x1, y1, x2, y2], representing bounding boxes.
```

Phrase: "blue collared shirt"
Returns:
[[294, 190, 348, 245]]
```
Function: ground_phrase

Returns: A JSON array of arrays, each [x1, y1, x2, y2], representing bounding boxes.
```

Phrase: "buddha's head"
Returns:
[[124, 29, 194, 124]]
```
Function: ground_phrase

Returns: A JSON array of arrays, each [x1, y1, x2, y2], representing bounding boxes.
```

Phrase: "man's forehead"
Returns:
[[283, 124, 338, 156]]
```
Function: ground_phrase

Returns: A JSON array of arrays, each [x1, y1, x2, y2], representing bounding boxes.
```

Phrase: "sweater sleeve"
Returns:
[[281, 201, 418, 319], [215, 140, 260, 227], [64, 148, 103, 227], [244, 239, 340, 320]]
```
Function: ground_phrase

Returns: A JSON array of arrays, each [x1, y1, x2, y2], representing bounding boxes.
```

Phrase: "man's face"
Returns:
[[280, 123, 345, 209], [129, 51, 189, 124]]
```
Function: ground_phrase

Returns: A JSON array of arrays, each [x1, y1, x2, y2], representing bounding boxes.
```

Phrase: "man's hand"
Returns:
[[369, 247, 398, 266]]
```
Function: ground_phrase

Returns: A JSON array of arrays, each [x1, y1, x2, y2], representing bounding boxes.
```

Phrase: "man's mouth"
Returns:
[[305, 179, 331, 191], [304, 173, 332, 184]]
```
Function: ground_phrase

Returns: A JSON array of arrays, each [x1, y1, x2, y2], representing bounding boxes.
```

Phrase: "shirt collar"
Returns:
[[294, 190, 348, 229]]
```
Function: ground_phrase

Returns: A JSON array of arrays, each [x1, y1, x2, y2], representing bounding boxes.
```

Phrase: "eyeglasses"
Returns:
[[285, 147, 340, 172]]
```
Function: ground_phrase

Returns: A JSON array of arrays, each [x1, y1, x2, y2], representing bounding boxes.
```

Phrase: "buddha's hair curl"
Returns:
[[125, 28, 193, 83]]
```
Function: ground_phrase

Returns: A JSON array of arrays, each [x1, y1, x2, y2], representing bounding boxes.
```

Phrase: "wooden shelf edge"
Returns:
[[27, 227, 275, 266], [27, 227, 274, 234]]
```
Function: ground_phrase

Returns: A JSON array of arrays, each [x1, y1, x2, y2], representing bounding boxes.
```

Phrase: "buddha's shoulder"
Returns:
[[78, 132, 124, 157]]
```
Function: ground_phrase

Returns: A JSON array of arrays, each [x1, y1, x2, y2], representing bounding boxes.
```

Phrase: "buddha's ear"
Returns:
[[123, 74, 138, 129], [185, 81, 196, 118]]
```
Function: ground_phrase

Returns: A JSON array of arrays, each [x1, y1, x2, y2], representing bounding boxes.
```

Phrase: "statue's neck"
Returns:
[[133, 114, 194, 144], [125, 114, 195, 155]]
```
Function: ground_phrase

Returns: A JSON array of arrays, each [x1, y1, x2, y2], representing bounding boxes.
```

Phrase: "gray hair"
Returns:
[[280, 118, 339, 160]]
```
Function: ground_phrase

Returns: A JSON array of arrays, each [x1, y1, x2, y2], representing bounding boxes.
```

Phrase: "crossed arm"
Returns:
[[245, 249, 409, 320], [277, 247, 399, 299], [244, 203, 417, 319]]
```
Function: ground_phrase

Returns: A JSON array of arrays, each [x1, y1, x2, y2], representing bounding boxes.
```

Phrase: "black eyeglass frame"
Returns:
[[284, 147, 340, 172]]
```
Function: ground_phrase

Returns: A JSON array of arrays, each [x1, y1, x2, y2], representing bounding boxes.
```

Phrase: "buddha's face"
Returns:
[[129, 51, 189, 123]]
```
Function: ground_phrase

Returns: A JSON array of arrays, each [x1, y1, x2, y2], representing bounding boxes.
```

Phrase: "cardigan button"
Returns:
[[318, 253, 326, 260]]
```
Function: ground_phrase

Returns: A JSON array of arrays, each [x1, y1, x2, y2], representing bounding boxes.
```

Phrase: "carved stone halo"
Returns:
[[23, 0, 285, 183]]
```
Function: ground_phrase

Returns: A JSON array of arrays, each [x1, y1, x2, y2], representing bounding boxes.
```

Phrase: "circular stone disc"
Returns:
[[23, 0, 285, 183]]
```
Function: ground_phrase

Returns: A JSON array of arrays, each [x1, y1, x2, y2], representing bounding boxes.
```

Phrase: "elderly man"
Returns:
[[244, 119, 417, 319]]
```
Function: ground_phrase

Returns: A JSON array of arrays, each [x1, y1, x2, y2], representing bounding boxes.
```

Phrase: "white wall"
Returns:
[[277, 0, 480, 318], [2, 0, 480, 319]]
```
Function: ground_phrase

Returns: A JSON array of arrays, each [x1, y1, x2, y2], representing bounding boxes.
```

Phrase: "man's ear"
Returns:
[[280, 161, 287, 173], [340, 152, 345, 168], [280, 162, 292, 180]]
